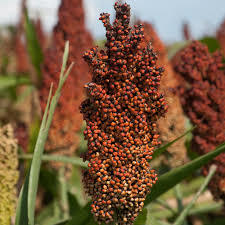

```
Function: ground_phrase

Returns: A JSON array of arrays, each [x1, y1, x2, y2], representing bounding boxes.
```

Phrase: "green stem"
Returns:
[[19, 153, 88, 168], [59, 167, 69, 219], [174, 184, 188, 225], [173, 165, 217, 225]]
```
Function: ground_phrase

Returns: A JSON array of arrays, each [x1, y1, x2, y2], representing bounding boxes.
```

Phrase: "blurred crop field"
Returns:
[[0, 1, 225, 225]]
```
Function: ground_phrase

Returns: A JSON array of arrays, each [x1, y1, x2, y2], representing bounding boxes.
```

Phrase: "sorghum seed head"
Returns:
[[81, 2, 167, 224], [39, 0, 93, 170], [173, 41, 225, 202], [0, 124, 19, 225]]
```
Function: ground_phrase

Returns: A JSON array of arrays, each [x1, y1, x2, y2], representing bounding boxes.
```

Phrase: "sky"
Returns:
[[1, 0, 225, 43]]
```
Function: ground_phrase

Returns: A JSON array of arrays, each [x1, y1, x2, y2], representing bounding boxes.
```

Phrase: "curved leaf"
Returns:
[[145, 142, 225, 205]]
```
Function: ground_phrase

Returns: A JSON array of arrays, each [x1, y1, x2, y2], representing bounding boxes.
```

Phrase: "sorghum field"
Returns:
[[0, 1, 225, 225]]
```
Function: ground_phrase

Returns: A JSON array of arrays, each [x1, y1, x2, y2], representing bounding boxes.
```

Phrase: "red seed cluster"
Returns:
[[39, 0, 93, 169], [15, 32, 31, 74], [217, 19, 225, 56], [173, 41, 225, 201], [141, 22, 186, 167], [14, 122, 28, 152], [81, 3, 167, 224]]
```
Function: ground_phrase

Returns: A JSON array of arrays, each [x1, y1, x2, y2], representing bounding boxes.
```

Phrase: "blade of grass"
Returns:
[[152, 126, 195, 160], [59, 167, 69, 219], [19, 154, 88, 168], [25, 41, 73, 225], [145, 142, 225, 205], [173, 165, 217, 225], [15, 171, 30, 225]]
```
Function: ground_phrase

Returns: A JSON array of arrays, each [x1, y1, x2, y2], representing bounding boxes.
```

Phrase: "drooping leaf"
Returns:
[[145, 142, 225, 205]]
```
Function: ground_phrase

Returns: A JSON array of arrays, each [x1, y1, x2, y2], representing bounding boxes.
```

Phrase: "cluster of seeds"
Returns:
[[0, 124, 18, 225], [39, 0, 93, 169], [81, 2, 167, 224], [217, 19, 225, 56], [173, 41, 225, 201], [141, 22, 186, 167]]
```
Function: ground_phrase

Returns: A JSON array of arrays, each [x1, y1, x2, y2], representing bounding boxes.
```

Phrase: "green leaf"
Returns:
[[68, 192, 82, 216], [27, 41, 73, 225], [68, 167, 86, 206], [204, 218, 225, 225], [134, 208, 148, 225], [24, 9, 43, 80], [39, 168, 59, 198], [66, 202, 95, 225], [0, 76, 30, 90], [28, 118, 40, 153], [152, 127, 195, 160], [200, 36, 221, 53], [173, 165, 216, 225], [19, 154, 88, 168], [59, 167, 69, 219], [15, 171, 30, 225], [145, 142, 225, 205]]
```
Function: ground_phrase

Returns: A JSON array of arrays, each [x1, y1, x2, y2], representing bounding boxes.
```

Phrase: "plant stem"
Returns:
[[19, 153, 88, 168], [173, 165, 217, 225], [59, 167, 69, 219]]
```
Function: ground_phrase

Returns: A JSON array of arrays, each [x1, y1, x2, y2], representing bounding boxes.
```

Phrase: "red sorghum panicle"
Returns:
[[173, 41, 225, 201], [15, 32, 30, 74], [81, 3, 167, 224], [14, 122, 28, 152], [141, 22, 186, 167], [39, 0, 93, 169], [217, 19, 225, 55]]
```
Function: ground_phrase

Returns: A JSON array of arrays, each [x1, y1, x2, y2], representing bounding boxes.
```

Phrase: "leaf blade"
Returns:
[[145, 142, 225, 205]]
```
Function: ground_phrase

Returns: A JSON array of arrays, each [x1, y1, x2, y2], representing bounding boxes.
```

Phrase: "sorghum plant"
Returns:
[[81, 2, 167, 224], [39, 0, 93, 168], [141, 22, 186, 166], [217, 19, 225, 56], [173, 41, 225, 201], [0, 124, 18, 225]]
